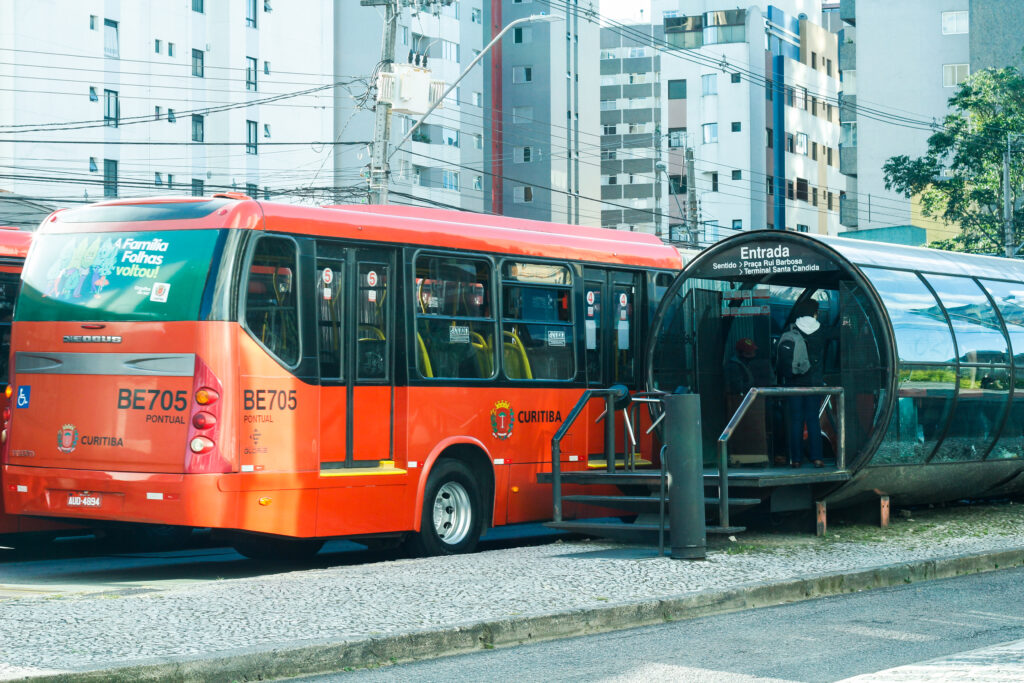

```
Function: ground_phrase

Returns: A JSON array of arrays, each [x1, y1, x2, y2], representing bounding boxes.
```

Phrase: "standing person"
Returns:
[[725, 338, 773, 396], [777, 300, 836, 468]]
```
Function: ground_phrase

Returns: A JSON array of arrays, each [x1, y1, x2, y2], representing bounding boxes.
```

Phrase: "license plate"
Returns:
[[67, 493, 102, 508]]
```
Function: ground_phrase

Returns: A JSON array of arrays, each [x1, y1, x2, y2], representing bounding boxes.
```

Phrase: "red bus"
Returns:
[[0, 226, 78, 538], [3, 196, 681, 558]]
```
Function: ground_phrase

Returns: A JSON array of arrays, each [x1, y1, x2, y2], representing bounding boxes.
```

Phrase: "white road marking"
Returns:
[[837, 625, 938, 642]]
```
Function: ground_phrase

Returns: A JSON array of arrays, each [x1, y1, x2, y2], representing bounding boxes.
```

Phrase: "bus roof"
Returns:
[[0, 227, 31, 259], [41, 197, 682, 270]]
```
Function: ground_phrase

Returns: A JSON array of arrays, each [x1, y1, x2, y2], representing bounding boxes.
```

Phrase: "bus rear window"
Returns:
[[16, 230, 222, 322]]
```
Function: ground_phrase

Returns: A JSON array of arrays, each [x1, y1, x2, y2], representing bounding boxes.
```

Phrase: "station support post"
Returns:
[[664, 393, 706, 560]]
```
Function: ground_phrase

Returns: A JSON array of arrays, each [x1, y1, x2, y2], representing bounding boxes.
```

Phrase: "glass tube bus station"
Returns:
[[648, 230, 1024, 512]]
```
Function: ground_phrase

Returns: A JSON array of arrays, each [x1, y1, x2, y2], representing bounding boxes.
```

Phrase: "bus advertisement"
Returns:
[[2, 197, 681, 558]]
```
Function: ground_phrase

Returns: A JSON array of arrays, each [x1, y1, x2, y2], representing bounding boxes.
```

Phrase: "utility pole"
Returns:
[[686, 146, 698, 245], [1005, 131, 1014, 258], [365, 0, 399, 205]]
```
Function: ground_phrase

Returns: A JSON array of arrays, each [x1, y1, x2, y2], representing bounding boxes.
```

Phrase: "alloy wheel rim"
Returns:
[[432, 481, 472, 545]]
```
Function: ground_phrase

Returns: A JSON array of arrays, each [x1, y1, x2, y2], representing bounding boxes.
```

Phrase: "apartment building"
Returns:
[[0, 0, 335, 209], [836, 0, 970, 238], [486, 0, 602, 227], [649, 0, 845, 244]]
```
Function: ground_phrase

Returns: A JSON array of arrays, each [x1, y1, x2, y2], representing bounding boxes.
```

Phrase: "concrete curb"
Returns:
[[18, 546, 1024, 683]]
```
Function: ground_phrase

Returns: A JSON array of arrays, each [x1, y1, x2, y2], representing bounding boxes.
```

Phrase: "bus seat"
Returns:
[[470, 331, 492, 377], [503, 330, 532, 380], [417, 333, 433, 378]]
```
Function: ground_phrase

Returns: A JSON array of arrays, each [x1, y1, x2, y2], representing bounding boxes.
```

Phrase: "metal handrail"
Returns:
[[550, 387, 626, 522], [716, 386, 846, 528]]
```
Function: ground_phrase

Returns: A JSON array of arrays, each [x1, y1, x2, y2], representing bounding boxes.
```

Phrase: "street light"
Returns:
[[386, 14, 563, 170]]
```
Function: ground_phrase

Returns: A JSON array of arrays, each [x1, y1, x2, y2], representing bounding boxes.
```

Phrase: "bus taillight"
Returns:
[[184, 356, 229, 474]]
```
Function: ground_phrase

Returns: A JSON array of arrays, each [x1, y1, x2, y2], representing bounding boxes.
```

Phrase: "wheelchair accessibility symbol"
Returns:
[[15, 386, 30, 409]]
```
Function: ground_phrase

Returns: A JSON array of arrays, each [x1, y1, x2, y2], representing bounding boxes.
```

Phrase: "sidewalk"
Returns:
[[2, 502, 1024, 682]]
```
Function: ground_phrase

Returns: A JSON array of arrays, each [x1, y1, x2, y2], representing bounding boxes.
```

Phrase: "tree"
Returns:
[[883, 66, 1024, 254]]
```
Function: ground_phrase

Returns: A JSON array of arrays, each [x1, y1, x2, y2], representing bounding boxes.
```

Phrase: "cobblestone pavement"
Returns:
[[1, 502, 1023, 679], [839, 637, 1024, 682]]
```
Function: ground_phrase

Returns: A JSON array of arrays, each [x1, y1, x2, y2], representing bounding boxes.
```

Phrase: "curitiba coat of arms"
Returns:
[[490, 400, 515, 440], [57, 424, 79, 454]]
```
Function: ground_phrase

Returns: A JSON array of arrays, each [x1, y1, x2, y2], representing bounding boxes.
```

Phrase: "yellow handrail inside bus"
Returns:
[[417, 333, 433, 378], [502, 329, 532, 380]]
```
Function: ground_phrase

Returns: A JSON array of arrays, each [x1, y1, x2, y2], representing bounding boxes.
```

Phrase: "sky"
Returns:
[[599, 0, 652, 24]]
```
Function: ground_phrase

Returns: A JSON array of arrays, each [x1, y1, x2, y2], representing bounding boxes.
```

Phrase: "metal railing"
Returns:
[[716, 386, 846, 528]]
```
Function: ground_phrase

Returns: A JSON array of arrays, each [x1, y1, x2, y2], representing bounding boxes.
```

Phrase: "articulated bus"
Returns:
[[3, 196, 681, 558]]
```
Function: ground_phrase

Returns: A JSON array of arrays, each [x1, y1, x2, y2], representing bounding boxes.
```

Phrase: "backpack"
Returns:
[[777, 327, 811, 377]]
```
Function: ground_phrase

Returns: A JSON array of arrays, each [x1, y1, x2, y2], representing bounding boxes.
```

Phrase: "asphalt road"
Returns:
[[304, 566, 1024, 682]]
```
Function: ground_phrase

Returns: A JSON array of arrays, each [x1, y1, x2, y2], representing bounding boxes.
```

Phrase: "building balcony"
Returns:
[[840, 192, 858, 228], [840, 143, 857, 176], [840, 0, 856, 25], [838, 29, 856, 71], [839, 93, 857, 124]]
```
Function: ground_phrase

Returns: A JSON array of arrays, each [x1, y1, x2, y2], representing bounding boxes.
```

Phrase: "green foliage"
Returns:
[[883, 66, 1024, 254]]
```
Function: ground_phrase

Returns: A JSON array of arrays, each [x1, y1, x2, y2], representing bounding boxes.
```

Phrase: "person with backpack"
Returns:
[[777, 299, 838, 468]]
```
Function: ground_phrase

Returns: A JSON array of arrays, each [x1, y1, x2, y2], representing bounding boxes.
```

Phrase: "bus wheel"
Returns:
[[230, 533, 324, 562], [406, 459, 483, 557]]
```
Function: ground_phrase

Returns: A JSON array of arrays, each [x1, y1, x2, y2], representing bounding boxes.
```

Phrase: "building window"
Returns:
[[731, 121, 741, 132], [701, 74, 717, 95], [512, 66, 533, 83], [668, 79, 686, 99], [192, 114, 204, 142], [812, 187, 819, 206], [103, 159, 117, 197], [665, 14, 704, 49], [168, 42, 175, 57], [796, 178, 809, 202], [515, 146, 532, 163], [155, 39, 162, 54], [703, 123, 718, 143], [90, 15, 97, 30], [786, 134, 794, 153], [603, 124, 617, 135], [732, 219, 742, 230], [263, 187, 270, 200], [711, 172, 719, 192], [154, 105, 162, 120], [193, 0, 204, 12], [264, 123, 271, 138], [474, 133, 483, 149], [264, 60, 271, 75], [89, 86, 98, 101], [442, 40, 459, 62], [168, 108, 177, 123], [192, 49, 204, 77], [767, 127, 773, 148], [103, 19, 119, 58], [246, 57, 258, 90], [443, 127, 459, 147], [668, 127, 687, 148], [513, 186, 534, 203], [827, 146, 833, 165], [797, 224, 809, 233], [167, 174, 174, 189], [795, 132, 808, 155], [767, 177, 774, 195], [89, 157, 98, 172], [192, 178, 204, 196], [943, 63, 969, 87], [941, 10, 968, 35], [103, 89, 118, 127], [246, 183, 258, 197], [513, 26, 532, 43], [812, 142, 818, 160], [155, 172, 163, 186], [472, 91, 482, 106], [606, 174, 618, 185], [512, 106, 533, 124], [669, 174, 686, 194], [731, 72, 741, 84], [442, 170, 459, 191], [471, 7, 482, 23], [826, 59, 833, 77], [732, 170, 741, 180], [787, 181, 794, 200], [828, 192, 834, 211], [246, 0, 258, 27], [246, 120, 258, 154]]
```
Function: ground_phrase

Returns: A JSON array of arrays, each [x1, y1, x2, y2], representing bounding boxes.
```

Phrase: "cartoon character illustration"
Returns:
[[45, 238, 79, 299], [90, 238, 117, 296]]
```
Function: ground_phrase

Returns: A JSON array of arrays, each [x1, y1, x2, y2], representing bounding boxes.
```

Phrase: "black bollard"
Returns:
[[664, 393, 706, 560]]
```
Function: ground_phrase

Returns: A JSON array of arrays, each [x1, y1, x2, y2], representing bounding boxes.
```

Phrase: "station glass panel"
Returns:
[[922, 274, 1008, 364], [979, 280, 1024, 459], [859, 268, 954, 364], [932, 366, 1009, 463], [873, 365, 955, 465]]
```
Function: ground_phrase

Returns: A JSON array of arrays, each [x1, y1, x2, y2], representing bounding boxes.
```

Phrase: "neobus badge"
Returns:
[[63, 335, 122, 343]]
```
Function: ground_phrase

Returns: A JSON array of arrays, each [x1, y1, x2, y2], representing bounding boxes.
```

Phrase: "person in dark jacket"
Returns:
[[777, 299, 838, 467]]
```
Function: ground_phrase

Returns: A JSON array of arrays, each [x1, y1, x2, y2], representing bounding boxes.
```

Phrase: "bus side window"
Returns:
[[0, 273, 17, 384], [501, 261, 574, 380], [244, 236, 300, 366]]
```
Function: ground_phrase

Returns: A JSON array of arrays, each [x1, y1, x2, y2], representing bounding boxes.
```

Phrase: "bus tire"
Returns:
[[406, 459, 483, 557], [230, 533, 324, 562]]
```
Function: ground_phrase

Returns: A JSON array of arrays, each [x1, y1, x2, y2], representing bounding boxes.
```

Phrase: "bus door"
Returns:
[[583, 268, 641, 464], [315, 244, 394, 469]]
